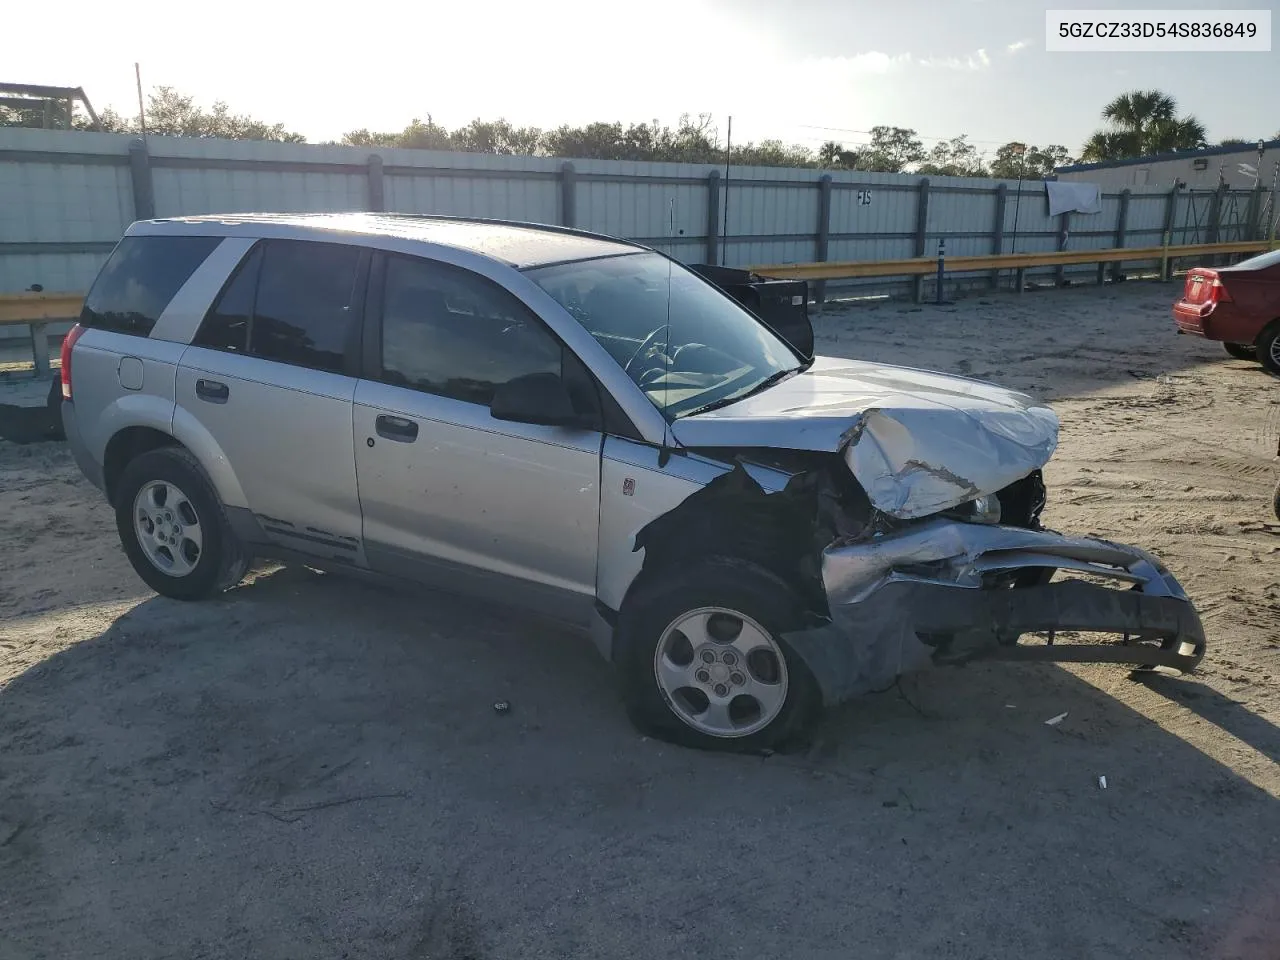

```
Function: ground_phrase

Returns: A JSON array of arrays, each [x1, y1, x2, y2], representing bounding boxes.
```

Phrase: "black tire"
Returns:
[[1273, 480, 1280, 523], [45, 377, 66, 440], [113, 446, 250, 601], [1222, 341, 1257, 361], [614, 558, 821, 752], [1258, 323, 1280, 376]]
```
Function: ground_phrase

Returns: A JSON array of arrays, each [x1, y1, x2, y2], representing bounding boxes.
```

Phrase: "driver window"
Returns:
[[379, 254, 561, 407]]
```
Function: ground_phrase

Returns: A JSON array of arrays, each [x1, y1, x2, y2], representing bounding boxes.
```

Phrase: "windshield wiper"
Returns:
[[684, 366, 802, 417]]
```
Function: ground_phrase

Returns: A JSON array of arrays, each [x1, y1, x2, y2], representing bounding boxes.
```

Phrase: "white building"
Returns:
[[1055, 139, 1279, 191]]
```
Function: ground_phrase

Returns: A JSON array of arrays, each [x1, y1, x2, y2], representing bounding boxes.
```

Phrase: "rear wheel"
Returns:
[[615, 558, 820, 752], [114, 446, 249, 601], [1223, 341, 1257, 361], [1259, 323, 1280, 375]]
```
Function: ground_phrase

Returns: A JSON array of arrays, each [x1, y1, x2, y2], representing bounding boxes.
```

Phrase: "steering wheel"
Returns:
[[623, 326, 670, 377]]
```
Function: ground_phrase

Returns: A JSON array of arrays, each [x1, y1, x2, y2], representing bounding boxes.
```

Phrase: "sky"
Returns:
[[6, 0, 1277, 161]]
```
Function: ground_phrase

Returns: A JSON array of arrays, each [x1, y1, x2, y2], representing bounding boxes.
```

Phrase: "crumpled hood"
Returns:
[[670, 355, 1059, 519]]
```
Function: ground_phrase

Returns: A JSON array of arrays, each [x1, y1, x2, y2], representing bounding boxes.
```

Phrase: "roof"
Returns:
[[137, 213, 642, 268], [1056, 138, 1280, 174]]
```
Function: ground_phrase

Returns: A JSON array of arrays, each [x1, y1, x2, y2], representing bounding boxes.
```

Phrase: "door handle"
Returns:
[[195, 379, 229, 403], [375, 414, 418, 442]]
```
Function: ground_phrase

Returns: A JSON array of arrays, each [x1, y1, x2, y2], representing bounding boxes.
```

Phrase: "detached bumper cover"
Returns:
[[783, 520, 1206, 706]]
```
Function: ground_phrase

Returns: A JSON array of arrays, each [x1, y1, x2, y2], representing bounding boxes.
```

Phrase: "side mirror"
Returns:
[[490, 372, 582, 427]]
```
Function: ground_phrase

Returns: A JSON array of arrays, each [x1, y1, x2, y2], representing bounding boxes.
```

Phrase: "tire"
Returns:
[[114, 446, 250, 601], [1222, 341, 1257, 361], [1259, 323, 1280, 376], [614, 558, 821, 752], [1273, 480, 1280, 523], [45, 377, 66, 440]]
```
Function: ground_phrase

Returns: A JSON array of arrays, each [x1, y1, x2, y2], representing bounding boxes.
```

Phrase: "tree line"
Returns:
[[2, 85, 1273, 179]]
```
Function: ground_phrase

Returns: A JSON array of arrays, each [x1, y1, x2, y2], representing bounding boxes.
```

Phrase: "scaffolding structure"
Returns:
[[0, 82, 101, 130]]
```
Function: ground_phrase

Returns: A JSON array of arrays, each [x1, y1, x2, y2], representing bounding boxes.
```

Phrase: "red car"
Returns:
[[1173, 248, 1280, 373]]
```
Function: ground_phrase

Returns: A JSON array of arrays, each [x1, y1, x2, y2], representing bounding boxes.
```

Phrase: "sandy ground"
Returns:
[[1, 279, 1278, 960]]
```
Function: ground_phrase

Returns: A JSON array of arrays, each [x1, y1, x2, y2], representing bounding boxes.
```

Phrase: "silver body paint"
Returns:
[[63, 213, 1205, 701]]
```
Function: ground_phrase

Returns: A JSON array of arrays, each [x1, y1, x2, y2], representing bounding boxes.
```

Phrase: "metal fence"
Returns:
[[1, 126, 1272, 314]]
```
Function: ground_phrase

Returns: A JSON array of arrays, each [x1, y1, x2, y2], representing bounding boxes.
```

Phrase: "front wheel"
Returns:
[[614, 558, 820, 752], [1223, 341, 1257, 361], [1259, 324, 1280, 375], [114, 446, 249, 601]]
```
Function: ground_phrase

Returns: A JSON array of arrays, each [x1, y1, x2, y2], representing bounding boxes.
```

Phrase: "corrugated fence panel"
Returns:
[[0, 252, 114, 297], [1068, 195, 1122, 250], [941, 235, 996, 257], [1127, 193, 1169, 237], [0, 159, 133, 244], [0, 128, 1269, 304], [153, 168, 367, 216], [733, 182, 817, 237], [927, 189, 994, 241], [827, 236, 916, 262], [385, 173, 558, 222], [578, 180, 707, 242], [0, 129, 136, 294], [727, 238, 813, 270]]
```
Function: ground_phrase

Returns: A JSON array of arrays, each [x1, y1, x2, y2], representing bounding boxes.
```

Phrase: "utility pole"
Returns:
[[721, 116, 732, 266], [134, 63, 147, 138]]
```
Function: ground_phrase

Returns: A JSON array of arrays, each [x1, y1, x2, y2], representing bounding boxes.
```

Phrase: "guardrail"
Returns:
[[0, 292, 82, 379], [750, 239, 1274, 285]]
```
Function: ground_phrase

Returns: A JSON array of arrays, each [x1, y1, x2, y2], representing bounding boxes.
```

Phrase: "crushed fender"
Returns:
[[630, 457, 1205, 708]]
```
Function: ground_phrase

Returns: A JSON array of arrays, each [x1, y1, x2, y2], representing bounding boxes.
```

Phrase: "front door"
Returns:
[[353, 252, 603, 622]]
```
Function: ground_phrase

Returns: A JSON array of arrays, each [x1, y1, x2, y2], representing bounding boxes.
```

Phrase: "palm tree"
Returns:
[[1080, 90, 1206, 161], [1080, 130, 1140, 163], [1147, 116, 1208, 154], [1101, 90, 1176, 131]]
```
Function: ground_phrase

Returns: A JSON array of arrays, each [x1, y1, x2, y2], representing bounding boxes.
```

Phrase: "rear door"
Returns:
[[176, 238, 370, 564], [352, 251, 604, 621]]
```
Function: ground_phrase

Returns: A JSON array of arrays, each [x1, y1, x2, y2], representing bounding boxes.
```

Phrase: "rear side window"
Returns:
[[194, 239, 364, 374], [194, 245, 262, 353], [81, 236, 220, 337]]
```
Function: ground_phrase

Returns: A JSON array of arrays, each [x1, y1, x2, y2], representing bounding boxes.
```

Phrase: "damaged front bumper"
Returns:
[[783, 520, 1206, 706]]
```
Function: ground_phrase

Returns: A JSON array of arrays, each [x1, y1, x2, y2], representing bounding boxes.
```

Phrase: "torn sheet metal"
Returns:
[[840, 403, 1058, 519], [671, 356, 1059, 519], [783, 520, 1206, 706]]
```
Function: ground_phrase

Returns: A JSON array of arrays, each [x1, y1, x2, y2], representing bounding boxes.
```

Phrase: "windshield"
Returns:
[[525, 252, 803, 419]]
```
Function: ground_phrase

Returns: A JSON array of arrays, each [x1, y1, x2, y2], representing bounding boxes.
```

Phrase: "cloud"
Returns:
[[920, 49, 992, 71], [1007, 39, 1029, 54], [798, 47, 994, 79], [801, 52, 913, 75]]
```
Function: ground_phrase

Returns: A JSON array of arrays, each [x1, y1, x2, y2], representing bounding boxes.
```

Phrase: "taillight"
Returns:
[[1209, 277, 1233, 303], [60, 323, 86, 400]]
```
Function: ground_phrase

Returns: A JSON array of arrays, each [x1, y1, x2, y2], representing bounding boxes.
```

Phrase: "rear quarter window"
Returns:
[[81, 235, 221, 337]]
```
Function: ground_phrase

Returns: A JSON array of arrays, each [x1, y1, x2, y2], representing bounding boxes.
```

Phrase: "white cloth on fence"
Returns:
[[1045, 180, 1102, 216]]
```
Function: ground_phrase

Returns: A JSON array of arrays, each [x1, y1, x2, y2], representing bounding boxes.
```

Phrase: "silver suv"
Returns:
[[61, 214, 1206, 751]]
